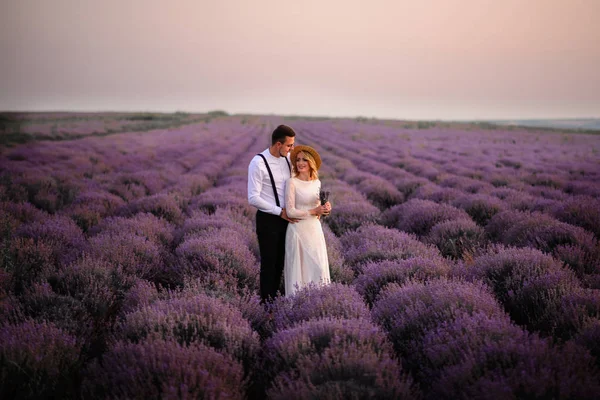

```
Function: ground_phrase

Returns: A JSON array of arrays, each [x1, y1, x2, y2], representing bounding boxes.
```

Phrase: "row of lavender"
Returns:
[[0, 112, 212, 145], [1, 116, 599, 399]]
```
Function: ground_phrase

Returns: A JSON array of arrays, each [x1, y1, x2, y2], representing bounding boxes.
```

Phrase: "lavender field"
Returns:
[[1, 113, 600, 399]]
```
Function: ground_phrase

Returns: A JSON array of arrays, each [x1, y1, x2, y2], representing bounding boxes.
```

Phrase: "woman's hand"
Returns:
[[323, 201, 332, 215], [311, 205, 329, 216]]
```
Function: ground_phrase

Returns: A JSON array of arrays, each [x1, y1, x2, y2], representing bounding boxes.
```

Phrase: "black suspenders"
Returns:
[[256, 154, 291, 207]]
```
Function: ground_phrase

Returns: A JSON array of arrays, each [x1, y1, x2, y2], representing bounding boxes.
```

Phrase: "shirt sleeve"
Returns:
[[285, 178, 310, 219], [248, 156, 282, 216]]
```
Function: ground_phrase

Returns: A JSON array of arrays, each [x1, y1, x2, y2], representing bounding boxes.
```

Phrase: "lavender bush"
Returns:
[[340, 223, 442, 273], [573, 319, 600, 368], [487, 210, 599, 276], [0, 201, 48, 227], [118, 293, 260, 365], [13, 173, 80, 214], [354, 257, 450, 305], [425, 314, 600, 399], [175, 228, 259, 292], [371, 278, 506, 374], [426, 218, 486, 260], [268, 283, 371, 334], [64, 190, 125, 231], [179, 277, 272, 340], [551, 195, 600, 238], [175, 208, 257, 255], [16, 215, 85, 266], [555, 289, 600, 341], [266, 340, 419, 400], [118, 193, 184, 225], [410, 184, 464, 204], [343, 170, 405, 209], [321, 223, 354, 284], [47, 255, 137, 355], [189, 184, 256, 218], [1, 320, 81, 400], [462, 246, 582, 336], [381, 198, 470, 237], [323, 201, 381, 236], [260, 317, 418, 398], [451, 193, 505, 226], [18, 282, 91, 336], [90, 212, 175, 249], [87, 231, 167, 282], [120, 277, 160, 315], [4, 237, 54, 295], [82, 339, 246, 400]]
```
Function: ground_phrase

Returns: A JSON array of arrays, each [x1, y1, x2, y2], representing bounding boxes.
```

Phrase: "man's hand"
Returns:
[[281, 208, 300, 223]]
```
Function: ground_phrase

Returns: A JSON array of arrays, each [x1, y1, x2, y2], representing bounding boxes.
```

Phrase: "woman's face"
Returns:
[[295, 152, 310, 174]]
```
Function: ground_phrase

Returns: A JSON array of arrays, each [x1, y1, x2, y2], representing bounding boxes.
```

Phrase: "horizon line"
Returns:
[[1, 109, 599, 123]]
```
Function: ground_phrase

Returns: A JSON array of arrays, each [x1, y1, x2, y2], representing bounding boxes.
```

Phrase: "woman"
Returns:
[[283, 145, 332, 296]]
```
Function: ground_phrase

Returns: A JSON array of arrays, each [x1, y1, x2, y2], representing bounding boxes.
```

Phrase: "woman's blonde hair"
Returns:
[[293, 151, 319, 180]]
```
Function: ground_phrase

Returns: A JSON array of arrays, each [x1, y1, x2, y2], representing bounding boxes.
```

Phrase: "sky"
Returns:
[[1, 0, 599, 120]]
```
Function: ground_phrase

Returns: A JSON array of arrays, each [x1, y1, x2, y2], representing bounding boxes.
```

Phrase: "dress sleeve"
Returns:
[[285, 178, 310, 219]]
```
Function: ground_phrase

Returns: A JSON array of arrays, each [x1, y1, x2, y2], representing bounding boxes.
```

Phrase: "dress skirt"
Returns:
[[284, 216, 330, 296]]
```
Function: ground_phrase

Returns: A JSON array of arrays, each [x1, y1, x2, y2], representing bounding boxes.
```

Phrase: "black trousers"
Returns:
[[256, 210, 289, 302]]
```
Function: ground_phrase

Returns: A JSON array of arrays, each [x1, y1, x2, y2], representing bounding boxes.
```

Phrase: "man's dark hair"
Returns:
[[271, 124, 296, 145]]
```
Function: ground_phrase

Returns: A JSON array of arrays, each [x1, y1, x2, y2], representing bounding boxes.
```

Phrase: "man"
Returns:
[[248, 124, 299, 302]]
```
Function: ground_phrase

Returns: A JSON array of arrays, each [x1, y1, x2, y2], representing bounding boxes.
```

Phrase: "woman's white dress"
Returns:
[[284, 177, 330, 296]]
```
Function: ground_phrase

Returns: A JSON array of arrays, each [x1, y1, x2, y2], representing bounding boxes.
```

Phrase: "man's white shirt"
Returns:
[[248, 148, 291, 216]]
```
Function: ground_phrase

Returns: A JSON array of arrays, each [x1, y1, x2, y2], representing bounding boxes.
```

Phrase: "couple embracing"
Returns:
[[247, 124, 332, 302]]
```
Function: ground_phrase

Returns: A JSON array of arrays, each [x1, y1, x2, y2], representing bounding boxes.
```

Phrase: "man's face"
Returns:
[[278, 136, 295, 156]]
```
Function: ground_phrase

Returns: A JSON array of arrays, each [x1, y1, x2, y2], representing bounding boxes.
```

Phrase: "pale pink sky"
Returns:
[[1, 0, 599, 119]]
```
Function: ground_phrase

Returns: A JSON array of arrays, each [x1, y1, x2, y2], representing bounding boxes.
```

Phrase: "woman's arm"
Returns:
[[284, 179, 309, 219], [285, 179, 328, 218]]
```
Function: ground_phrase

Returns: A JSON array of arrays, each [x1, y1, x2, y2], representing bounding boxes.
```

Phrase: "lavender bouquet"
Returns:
[[319, 189, 331, 216]]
